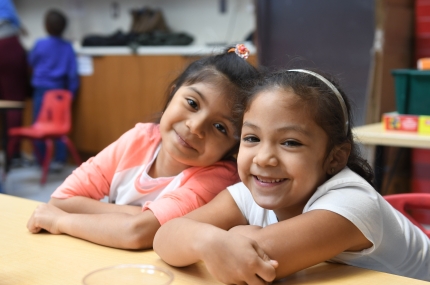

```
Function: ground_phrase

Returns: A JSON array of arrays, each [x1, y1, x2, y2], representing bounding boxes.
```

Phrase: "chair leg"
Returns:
[[6, 137, 15, 161], [41, 139, 54, 185], [61, 136, 82, 166], [32, 140, 44, 166], [6, 136, 18, 172]]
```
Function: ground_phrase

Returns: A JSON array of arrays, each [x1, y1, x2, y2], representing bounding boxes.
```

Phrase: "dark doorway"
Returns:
[[256, 0, 375, 126]]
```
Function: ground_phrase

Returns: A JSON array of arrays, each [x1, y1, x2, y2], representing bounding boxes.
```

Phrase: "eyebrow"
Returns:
[[242, 121, 311, 136], [188, 86, 237, 131], [188, 86, 207, 104]]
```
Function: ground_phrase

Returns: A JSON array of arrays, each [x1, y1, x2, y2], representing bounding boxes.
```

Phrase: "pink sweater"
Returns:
[[51, 123, 240, 224]]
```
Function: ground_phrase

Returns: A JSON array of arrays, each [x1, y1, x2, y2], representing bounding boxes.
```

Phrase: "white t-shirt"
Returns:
[[227, 167, 430, 281]]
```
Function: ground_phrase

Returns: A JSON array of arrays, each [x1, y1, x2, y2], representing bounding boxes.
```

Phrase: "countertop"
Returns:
[[74, 42, 256, 56]]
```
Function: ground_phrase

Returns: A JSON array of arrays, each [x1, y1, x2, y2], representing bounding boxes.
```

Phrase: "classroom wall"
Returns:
[[15, 0, 256, 49]]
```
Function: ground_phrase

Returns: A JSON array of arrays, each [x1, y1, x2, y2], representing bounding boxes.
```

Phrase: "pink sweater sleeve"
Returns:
[[144, 160, 240, 225], [51, 124, 156, 200]]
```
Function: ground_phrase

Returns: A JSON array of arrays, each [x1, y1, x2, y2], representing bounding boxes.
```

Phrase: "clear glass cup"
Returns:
[[82, 264, 174, 285]]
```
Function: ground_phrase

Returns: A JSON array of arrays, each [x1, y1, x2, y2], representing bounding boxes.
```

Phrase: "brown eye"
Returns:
[[242, 136, 259, 143], [214, 123, 227, 134], [187, 99, 198, 109], [282, 140, 302, 147]]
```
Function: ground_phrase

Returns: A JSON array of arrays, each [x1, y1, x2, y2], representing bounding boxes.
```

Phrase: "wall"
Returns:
[[257, 0, 375, 126], [15, 0, 255, 49], [256, 0, 375, 127]]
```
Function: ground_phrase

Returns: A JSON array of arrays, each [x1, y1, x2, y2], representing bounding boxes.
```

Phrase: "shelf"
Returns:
[[353, 123, 430, 149]]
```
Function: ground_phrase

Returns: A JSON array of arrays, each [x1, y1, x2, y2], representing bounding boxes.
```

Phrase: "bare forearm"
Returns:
[[154, 218, 224, 266], [155, 218, 279, 285], [58, 211, 160, 249], [229, 212, 373, 280], [49, 197, 142, 215]]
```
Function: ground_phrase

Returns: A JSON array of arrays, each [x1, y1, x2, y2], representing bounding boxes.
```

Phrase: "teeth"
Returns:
[[257, 176, 284, 183]]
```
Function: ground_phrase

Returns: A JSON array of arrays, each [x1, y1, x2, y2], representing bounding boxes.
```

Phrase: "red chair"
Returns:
[[7, 89, 82, 184], [384, 193, 430, 238]]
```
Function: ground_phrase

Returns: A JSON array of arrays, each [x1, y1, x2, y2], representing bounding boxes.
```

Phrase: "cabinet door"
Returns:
[[71, 55, 189, 154]]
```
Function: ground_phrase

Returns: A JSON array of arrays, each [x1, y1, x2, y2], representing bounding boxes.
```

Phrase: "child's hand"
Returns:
[[201, 232, 278, 285], [27, 204, 67, 234]]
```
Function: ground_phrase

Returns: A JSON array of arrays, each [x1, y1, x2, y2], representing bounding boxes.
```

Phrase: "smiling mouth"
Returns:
[[254, 176, 287, 183], [176, 132, 196, 150]]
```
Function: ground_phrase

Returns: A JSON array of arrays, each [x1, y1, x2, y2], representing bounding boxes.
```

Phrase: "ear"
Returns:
[[162, 85, 177, 113], [170, 84, 177, 95], [325, 143, 351, 176]]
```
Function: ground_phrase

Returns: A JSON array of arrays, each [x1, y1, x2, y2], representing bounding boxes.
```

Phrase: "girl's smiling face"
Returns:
[[159, 82, 238, 170], [238, 88, 332, 220]]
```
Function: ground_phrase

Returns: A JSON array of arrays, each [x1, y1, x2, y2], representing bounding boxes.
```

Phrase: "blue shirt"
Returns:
[[29, 36, 79, 93], [0, 0, 21, 27]]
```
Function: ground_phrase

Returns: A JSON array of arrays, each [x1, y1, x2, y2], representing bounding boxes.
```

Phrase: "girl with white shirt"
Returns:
[[154, 69, 430, 284]]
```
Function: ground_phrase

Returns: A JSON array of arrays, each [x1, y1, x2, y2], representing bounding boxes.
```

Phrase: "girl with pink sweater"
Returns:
[[26, 44, 257, 249]]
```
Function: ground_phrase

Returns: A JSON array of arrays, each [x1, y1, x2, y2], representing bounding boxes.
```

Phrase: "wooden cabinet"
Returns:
[[70, 54, 257, 155], [70, 55, 186, 154]]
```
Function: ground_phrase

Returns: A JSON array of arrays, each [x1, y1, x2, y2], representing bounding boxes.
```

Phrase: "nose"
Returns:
[[252, 143, 278, 167], [186, 113, 206, 139]]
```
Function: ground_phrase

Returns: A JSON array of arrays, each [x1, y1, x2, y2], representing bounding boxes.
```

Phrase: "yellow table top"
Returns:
[[1, 194, 427, 285], [353, 123, 430, 149]]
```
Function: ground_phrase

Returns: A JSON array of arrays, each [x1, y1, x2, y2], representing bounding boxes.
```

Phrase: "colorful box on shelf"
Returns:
[[382, 112, 430, 135], [420, 115, 430, 134]]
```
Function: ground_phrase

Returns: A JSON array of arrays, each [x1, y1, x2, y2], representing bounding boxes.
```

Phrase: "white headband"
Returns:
[[288, 69, 349, 135]]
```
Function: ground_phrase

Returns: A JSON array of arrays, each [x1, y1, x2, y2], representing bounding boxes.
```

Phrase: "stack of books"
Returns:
[[382, 112, 430, 135]]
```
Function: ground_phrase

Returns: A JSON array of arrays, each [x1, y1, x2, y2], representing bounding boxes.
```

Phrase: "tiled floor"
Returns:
[[2, 162, 77, 203]]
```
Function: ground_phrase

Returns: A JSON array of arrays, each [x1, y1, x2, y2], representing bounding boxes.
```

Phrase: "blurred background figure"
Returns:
[[28, 9, 79, 172], [0, 0, 31, 162]]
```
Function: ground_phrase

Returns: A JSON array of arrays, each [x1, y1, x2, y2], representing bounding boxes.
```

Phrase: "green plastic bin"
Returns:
[[391, 69, 430, 115]]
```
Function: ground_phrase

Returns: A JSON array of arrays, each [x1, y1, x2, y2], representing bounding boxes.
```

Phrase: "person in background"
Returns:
[[28, 9, 79, 171], [153, 69, 430, 284], [0, 0, 31, 162], [26, 45, 259, 250]]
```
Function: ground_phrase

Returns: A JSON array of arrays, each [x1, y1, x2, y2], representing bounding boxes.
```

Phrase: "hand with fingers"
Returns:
[[201, 231, 278, 285], [27, 203, 67, 234]]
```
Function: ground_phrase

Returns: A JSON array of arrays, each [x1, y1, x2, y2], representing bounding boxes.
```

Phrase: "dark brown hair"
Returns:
[[45, 9, 67, 37], [247, 69, 375, 185]]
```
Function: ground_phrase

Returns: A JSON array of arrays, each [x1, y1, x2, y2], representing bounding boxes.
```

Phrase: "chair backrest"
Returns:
[[33, 89, 73, 135], [384, 193, 430, 238]]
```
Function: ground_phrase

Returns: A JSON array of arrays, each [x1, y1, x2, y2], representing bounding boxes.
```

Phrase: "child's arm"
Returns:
[[154, 190, 278, 284], [28, 40, 39, 67], [49, 125, 155, 214], [228, 210, 372, 279], [27, 203, 160, 249], [67, 44, 79, 95], [155, 190, 372, 282], [49, 196, 142, 215]]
